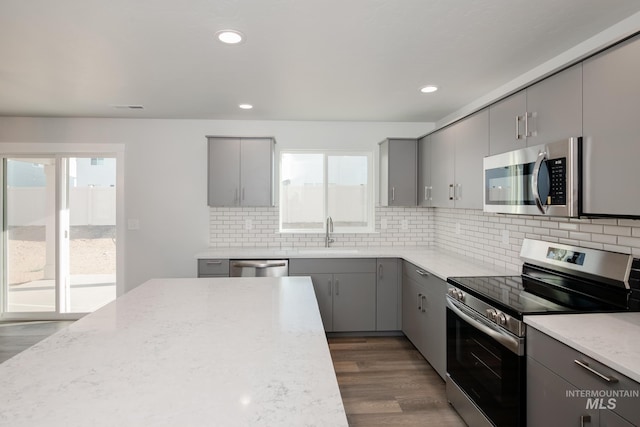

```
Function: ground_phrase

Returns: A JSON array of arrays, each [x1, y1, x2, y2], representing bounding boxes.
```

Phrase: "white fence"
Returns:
[[280, 185, 369, 224], [7, 187, 116, 226]]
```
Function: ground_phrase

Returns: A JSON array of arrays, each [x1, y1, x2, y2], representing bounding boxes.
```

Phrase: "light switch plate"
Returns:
[[127, 219, 140, 230]]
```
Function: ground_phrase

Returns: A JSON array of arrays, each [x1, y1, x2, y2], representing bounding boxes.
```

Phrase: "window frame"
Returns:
[[279, 149, 375, 234]]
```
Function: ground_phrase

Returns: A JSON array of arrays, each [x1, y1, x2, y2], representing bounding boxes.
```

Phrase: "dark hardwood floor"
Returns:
[[0, 321, 74, 363], [328, 336, 466, 427]]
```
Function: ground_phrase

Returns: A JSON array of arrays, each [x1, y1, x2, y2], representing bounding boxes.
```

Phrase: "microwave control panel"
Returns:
[[549, 157, 566, 205]]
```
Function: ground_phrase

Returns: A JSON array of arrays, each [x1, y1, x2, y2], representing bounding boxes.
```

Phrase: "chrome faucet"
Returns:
[[325, 216, 335, 247]]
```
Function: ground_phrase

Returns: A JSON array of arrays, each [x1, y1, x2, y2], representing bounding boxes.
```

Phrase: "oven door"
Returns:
[[483, 137, 581, 217], [446, 297, 525, 427]]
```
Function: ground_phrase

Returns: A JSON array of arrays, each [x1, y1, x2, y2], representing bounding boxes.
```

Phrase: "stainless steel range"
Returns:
[[446, 239, 640, 427]]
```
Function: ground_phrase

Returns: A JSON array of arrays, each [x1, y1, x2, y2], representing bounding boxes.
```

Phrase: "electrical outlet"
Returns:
[[455, 222, 461, 235], [244, 218, 253, 230], [501, 229, 510, 245], [127, 219, 140, 230], [401, 219, 409, 230]]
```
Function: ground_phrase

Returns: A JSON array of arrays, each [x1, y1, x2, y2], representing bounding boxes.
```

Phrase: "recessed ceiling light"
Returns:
[[216, 30, 244, 44], [420, 85, 439, 93], [239, 104, 253, 110]]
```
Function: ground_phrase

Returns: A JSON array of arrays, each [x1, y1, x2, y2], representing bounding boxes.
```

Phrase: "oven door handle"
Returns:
[[447, 297, 524, 356]]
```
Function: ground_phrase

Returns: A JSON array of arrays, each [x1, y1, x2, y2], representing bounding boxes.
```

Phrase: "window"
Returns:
[[280, 151, 373, 232]]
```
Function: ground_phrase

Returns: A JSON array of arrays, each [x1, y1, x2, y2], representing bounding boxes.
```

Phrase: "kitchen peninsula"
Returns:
[[0, 277, 347, 427]]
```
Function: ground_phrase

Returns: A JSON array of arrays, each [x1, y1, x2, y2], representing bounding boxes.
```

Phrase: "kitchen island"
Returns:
[[0, 277, 348, 427]]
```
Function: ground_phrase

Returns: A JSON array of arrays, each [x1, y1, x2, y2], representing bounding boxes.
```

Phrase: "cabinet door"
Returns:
[[488, 90, 527, 155], [376, 258, 400, 331], [332, 273, 376, 332], [306, 273, 334, 332], [208, 138, 240, 206], [401, 273, 421, 346], [454, 110, 489, 209], [600, 410, 636, 427], [380, 139, 417, 206], [240, 138, 273, 206], [583, 35, 640, 216], [422, 274, 447, 379], [527, 356, 599, 427], [430, 126, 455, 208], [526, 64, 582, 147], [418, 135, 432, 207]]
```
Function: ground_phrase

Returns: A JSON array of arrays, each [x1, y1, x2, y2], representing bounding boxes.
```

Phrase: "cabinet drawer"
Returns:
[[528, 328, 639, 424], [197, 259, 230, 276], [402, 260, 433, 283]]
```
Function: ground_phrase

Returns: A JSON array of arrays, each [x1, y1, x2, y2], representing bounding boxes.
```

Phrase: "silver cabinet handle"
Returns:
[[335, 279, 340, 296], [234, 188, 239, 202], [428, 186, 432, 201], [455, 184, 461, 200], [424, 186, 428, 201], [242, 187, 245, 201], [574, 360, 619, 383], [515, 115, 524, 140], [524, 112, 530, 137], [378, 264, 383, 279], [391, 187, 395, 201], [328, 280, 332, 296], [416, 269, 429, 277], [580, 415, 591, 427], [417, 293, 422, 311], [449, 184, 454, 200], [206, 260, 223, 265], [421, 295, 426, 312]]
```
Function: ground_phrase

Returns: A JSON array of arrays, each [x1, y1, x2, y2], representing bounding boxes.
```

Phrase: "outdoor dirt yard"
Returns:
[[8, 225, 116, 286]]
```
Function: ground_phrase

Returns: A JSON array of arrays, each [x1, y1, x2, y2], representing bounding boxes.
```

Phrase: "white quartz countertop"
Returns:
[[0, 277, 348, 427], [525, 313, 640, 383], [196, 246, 519, 280]]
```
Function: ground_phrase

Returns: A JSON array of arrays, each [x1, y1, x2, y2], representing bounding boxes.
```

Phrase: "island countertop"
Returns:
[[0, 277, 348, 427]]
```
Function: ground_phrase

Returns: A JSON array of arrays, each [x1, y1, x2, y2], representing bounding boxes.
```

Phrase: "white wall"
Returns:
[[0, 118, 433, 291]]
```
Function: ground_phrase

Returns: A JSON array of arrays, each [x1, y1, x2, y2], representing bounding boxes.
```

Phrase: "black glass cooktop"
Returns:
[[446, 274, 626, 319]]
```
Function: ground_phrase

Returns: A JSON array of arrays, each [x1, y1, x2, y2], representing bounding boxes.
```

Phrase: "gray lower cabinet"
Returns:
[[401, 260, 446, 379], [582, 34, 640, 217], [376, 258, 401, 331], [527, 327, 639, 427], [289, 258, 377, 332], [207, 136, 275, 207], [379, 138, 418, 206], [197, 259, 230, 277]]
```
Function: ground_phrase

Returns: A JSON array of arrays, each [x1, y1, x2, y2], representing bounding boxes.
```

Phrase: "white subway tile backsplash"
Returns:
[[209, 206, 640, 268]]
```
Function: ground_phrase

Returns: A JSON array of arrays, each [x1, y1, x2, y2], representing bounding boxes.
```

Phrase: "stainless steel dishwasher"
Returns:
[[229, 260, 289, 277]]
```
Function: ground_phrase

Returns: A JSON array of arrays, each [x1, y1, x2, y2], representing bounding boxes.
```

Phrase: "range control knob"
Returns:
[[497, 312, 507, 326], [486, 309, 497, 321]]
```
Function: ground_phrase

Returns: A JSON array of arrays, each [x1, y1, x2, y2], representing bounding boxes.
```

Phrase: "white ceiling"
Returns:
[[1, 0, 640, 122]]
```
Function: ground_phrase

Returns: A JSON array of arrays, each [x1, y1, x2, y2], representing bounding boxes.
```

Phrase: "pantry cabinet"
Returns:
[[401, 260, 447, 379], [582, 35, 640, 217], [527, 327, 639, 427], [289, 258, 377, 332], [207, 137, 275, 207], [429, 110, 489, 210], [488, 64, 582, 155], [379, 138, 418, 206]]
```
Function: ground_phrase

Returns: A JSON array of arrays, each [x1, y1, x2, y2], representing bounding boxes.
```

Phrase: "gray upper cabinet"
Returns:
[[430, 110, 489, 210], [379, 138, 417, 206], [583, 35, 640, 217], [207, 137, 275, 207], [488, 90, 527, 155], [417, 135, 432, 207], [488, 64, 582, 155], [429, 126, 455, 208]]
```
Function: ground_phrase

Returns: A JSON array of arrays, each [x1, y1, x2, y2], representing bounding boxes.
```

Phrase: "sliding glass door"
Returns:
[[2, 156, 117, 318]]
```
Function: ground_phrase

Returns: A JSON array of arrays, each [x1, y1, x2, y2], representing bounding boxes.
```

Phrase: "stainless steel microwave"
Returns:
[[483, 137, 581, 217]]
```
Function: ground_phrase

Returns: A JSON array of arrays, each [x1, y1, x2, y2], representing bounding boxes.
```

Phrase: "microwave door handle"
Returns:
[[532, 150, 547, 214]]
